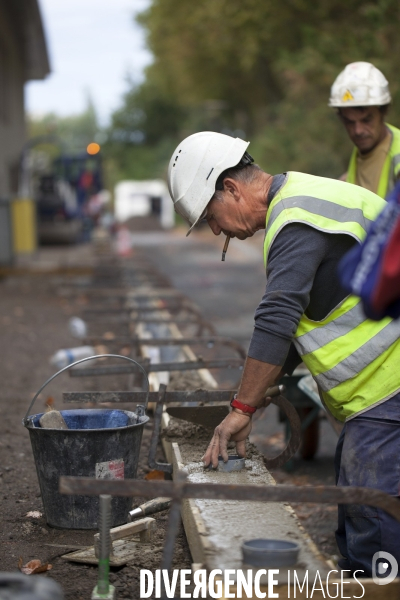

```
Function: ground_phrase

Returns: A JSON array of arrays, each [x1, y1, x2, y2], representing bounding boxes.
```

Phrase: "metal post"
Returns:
[[160, 472, 187, 600], [92, 495, 116, 600]]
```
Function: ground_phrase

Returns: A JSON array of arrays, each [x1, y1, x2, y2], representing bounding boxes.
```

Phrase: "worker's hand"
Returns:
[[202, 411, 252, 468]]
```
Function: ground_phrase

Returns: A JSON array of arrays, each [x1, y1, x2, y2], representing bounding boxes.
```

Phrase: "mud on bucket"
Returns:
[[23, 355, 150, 530]]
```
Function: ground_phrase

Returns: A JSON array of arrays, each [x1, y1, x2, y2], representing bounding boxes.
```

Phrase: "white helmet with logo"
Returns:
[[329, 62, 391, 108], [167, 131, 250, 236]]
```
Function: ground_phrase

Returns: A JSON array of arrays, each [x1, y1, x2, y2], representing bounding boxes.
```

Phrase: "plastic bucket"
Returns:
[[242, 538, 300, 568], [23, 355, 150, 530]]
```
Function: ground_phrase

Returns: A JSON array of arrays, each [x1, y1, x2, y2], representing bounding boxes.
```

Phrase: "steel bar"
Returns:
[[148, 385, 173, 474], [59, 478, 400, 523], [58, 288, 182, 298], [140, 357, 244, 372], [69, 365, 144, 377], [160, 499, 182, 598], [82, 303, 194, 316], [97, 495, 112, 595], [78, 314, 205, 324], [62, 390, 236, 404], [133, 336, 247, 359], [68, 358, 244, 378], [160, 472, 187, 595], [82, 336, 247, 359], [76, 315, 216, 337], [131, 318, 202, 325]]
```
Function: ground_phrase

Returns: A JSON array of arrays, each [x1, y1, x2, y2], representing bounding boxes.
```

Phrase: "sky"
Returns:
[[25, 0, 152, 126]]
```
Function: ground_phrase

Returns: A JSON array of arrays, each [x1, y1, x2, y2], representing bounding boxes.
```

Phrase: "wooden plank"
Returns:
[[161, 420, 211, 565], [61, 539, 140, 567], [63, 518, 156, 567], [94, 517, 155, 550], [167, 439, 216, 565]]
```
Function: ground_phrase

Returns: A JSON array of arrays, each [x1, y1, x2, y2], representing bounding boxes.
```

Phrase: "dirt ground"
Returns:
[[0, 236, 340, 599]]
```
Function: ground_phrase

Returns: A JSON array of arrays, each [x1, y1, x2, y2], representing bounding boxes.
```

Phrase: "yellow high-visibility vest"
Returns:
[[346, 123, 400, 198], [264, 172, 400, 422]]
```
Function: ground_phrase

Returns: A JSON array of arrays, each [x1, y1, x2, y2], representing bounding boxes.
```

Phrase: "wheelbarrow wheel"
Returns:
[[299, 407, 320, 460]]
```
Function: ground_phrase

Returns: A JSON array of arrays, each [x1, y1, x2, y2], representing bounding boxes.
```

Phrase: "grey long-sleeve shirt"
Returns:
[[247, 182, 357, 374]]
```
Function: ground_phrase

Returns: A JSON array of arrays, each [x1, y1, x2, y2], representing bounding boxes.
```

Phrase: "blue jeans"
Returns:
[[334, 393, 400, 576]]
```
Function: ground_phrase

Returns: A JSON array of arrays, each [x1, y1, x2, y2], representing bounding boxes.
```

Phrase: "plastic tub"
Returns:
[[242, 538, 300, 568]]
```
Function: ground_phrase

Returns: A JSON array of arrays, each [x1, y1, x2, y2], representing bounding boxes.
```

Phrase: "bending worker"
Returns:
[[167, 132, 400, 576], [330, 61, 400, 197]]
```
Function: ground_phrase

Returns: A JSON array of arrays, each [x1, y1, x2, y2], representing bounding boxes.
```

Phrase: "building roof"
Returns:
[[5, 0, 50, 81]]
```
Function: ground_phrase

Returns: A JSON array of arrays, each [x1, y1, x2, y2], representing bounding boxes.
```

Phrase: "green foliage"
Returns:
[[27, 2, 400, 184], [111, 82, 185, 146], [108, 0, 400, 180]]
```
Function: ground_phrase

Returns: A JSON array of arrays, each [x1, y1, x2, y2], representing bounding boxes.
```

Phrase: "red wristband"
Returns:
[[230, 396, 257, 414]]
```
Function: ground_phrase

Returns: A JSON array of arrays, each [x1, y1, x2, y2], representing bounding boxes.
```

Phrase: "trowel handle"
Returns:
[[23, 354, 150, 426], [128, 497, 171, 521], [264, 384, 285, 399]]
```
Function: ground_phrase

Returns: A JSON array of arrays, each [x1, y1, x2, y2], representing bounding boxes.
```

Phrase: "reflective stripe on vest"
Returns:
[[264, 172, 400, 422], [346, 123, 400, 198], [295, 298, 367, 355], [264, 173, 383, 261]]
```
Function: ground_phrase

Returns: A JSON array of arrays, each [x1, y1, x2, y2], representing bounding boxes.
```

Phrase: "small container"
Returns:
[[208, 455, 245, 472], [242, 538, 300, 568], [50, 346, 95, 369]]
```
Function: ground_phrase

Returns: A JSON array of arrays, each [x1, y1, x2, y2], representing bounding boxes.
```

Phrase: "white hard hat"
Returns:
[[167, 131, 250, 236], [329, 62, 391, 108]]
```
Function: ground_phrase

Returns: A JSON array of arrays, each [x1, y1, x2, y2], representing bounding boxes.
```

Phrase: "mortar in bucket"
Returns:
[[23, 354, 150, 530]]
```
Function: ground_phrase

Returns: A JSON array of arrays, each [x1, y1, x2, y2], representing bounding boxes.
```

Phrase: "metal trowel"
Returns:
[[166, 404, 230, 430]]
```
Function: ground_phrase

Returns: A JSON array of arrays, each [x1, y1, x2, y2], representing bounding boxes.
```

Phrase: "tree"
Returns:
[[115, 0, 400, 178]]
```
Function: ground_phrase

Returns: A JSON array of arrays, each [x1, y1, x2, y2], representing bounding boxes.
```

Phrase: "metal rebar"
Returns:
[[159, 472, 187, 600], [97, 495, 111, 595], [59, 479, 400, 524]]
